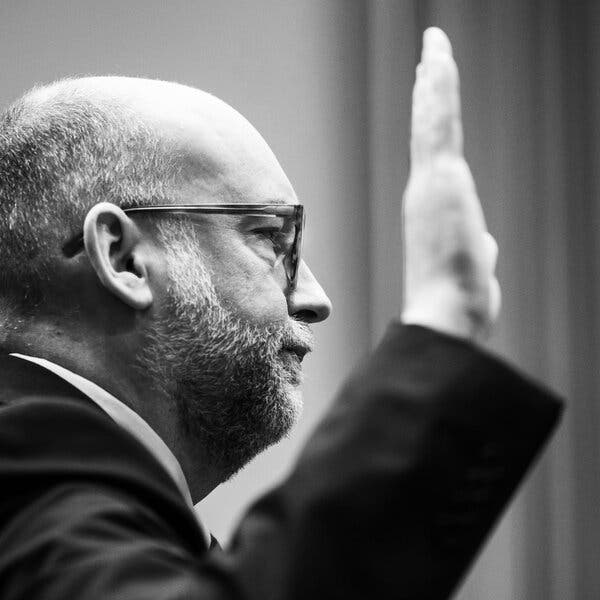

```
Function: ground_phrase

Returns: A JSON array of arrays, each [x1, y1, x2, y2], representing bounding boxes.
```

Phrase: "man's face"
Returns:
[[129, 83, 331, 477], [137, 218, 319, 478]]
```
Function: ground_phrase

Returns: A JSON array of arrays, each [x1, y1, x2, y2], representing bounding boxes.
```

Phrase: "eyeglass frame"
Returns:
[[61, 203, 305, 291]]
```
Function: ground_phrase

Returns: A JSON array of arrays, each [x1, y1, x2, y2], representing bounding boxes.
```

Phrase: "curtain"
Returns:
[[367, 1, 600, 598]]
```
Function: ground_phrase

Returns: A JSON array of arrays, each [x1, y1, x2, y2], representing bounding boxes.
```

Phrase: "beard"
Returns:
[[135, 221, 314, 480]]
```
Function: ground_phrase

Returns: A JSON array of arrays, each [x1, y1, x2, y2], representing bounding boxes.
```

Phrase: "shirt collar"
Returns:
[[9, 352, 212, 547]]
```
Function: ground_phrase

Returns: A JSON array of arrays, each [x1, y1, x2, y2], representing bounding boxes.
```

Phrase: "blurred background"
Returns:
[[1, 1, 598, 598]]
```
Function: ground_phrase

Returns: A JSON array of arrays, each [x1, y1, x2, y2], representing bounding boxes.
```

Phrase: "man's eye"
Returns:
[[252, 229, 292, 254]]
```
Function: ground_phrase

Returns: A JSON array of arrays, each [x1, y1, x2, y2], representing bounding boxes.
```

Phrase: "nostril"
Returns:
[[292, 309, 318, 323]]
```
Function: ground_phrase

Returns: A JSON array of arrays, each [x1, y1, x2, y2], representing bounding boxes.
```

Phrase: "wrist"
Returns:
[[401, 281, 492, 343]]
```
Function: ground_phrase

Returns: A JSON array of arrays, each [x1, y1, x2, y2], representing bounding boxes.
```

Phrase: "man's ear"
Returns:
[[83, 202, 153, 310]]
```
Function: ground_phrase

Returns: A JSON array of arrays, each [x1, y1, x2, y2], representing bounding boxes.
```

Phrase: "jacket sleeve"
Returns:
[[207, 323, 563, 600]]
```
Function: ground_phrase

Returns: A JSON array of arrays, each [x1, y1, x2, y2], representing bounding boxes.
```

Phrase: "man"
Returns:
[[0, 28, 561, 599]]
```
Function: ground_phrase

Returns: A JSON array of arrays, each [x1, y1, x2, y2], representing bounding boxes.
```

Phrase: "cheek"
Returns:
[[220, 274, 289, 326], [210, 247, 289, 326]]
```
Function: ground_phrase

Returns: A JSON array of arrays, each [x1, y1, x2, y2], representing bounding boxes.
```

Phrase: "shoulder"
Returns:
[[0, 483, 219, 600], [0, 392, 208, 559]]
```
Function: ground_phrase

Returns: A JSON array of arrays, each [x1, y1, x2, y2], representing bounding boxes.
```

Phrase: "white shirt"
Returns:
[[10, 352, 212, 547]]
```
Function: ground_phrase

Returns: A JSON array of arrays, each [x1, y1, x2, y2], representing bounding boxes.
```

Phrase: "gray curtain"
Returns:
[[367, 1, 600, 598]]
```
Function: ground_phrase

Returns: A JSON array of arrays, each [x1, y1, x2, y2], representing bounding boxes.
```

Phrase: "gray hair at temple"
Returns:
[[0, 78, 177, 307]]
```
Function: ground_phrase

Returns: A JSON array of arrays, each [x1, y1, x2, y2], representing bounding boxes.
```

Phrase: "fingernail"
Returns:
[[422, 27, 452, 60]]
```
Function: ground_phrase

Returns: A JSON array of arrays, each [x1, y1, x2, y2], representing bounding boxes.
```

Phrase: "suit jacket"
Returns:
[[0, 324, 562, 599]]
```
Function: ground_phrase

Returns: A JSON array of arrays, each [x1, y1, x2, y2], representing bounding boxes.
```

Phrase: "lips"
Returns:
[[279, 349, 304, 386], [280, 344, 311, 362], [280, 322, 314, 367]]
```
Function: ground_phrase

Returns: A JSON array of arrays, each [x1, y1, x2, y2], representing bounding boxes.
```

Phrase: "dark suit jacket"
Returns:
[[0, 324, 562, 599]]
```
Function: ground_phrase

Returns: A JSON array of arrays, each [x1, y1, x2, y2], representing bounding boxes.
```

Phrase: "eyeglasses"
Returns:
[[62, 203, 305, 291]]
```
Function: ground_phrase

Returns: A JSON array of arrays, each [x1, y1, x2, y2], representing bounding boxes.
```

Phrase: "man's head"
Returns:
[[0, 76, 331, 494]]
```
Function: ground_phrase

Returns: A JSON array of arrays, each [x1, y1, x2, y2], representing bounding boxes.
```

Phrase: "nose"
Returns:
[[287, 261, 332, 323]]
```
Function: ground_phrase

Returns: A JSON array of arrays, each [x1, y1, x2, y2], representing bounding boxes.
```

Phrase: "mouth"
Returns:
[[280, 344, 311, 362], [279, 347, 306, 386]]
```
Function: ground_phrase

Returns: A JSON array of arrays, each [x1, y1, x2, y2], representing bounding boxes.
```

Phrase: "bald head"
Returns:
[[32, 77, 295, 203], [0, 76, 295, 305]]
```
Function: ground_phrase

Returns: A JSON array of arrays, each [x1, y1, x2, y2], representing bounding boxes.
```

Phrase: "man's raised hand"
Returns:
[[401, 27, 501, 342]]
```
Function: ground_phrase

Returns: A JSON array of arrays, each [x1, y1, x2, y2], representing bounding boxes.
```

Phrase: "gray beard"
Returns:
[[135, 222, 313, 480]]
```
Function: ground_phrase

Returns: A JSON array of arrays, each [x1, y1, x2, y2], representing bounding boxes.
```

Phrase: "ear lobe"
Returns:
[[83, 202, 153, 310]]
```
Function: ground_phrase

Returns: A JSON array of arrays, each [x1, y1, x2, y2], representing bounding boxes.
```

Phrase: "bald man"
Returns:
[[0, 29, 560, 599]]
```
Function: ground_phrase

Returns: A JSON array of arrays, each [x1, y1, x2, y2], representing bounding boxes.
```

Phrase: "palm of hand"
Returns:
[[402, 29, 500, 341]]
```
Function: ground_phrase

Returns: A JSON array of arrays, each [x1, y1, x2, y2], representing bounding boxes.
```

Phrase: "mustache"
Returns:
[[280, 319, 315, 356]]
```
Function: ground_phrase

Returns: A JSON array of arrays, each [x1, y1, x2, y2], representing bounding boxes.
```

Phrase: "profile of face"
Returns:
[[59, 77, 334, 479], [136, 219, 317, 478]]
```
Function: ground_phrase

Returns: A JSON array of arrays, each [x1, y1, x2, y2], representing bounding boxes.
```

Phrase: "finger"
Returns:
[[411, 28, 464, 167], [488, 276, 502, 324], [483, 232, 498, 273], [421, 27, 452, 61], [484, 232, 501, 326]]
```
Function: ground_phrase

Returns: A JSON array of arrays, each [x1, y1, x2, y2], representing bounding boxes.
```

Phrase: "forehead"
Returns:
[[175, 125, 297, 207], [44, 77, 298, 207], [136, 83, 298, 207]]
